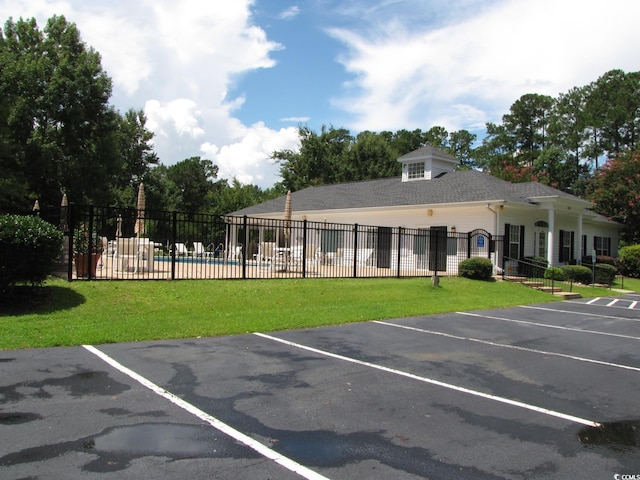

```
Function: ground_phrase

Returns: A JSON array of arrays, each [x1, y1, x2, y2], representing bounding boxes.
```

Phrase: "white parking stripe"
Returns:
[[373, 321, 640, 373], [254, 333, 600, 428], [607, 299, 620, 307], [521, 305, 633, 321], [586, 298, 600, 305], [631, 301, 638, 309], [458, 311, 640, 341], [83, 345, 331, 480]]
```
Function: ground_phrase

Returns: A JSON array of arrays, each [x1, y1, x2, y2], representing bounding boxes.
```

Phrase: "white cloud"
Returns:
[[278, 5, 300, 20], [201, 124, 300, 186], [330, 0, 640, 133], [280, 116, 311, 123]]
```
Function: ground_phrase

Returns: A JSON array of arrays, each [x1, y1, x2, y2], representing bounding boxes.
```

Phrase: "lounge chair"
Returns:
[[230, 245, 243, 261], [172, 243, 188, 256], [191, 242, 205, 257]]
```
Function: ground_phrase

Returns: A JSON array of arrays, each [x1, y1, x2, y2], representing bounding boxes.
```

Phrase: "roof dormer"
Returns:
[[398, 145, 458, 182]]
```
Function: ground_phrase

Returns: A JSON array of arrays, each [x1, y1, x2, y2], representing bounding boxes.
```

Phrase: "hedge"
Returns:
[[619, 245, 640, 278], [458, 257, 494, 281], [561, 265, 593, 285], [0, 214, 63, 292]]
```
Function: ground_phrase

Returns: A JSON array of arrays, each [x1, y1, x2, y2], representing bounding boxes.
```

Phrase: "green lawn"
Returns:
[[1, 276, 636, 350]]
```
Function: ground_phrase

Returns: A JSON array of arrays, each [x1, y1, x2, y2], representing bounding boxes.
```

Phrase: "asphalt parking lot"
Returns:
[[1, 293, 640, 479]]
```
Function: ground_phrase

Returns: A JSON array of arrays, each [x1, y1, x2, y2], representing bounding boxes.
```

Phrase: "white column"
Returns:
[[577, 213, 583, 261], [547, 208, 555, 266]]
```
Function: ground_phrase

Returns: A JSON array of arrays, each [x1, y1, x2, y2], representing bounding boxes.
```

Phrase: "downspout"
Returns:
[[486, 203, 502, 275], [486, 203, 501, 236]]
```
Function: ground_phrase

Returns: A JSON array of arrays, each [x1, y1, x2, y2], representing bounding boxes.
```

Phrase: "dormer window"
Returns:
[[398, 145, 458, 182], [407, 162, 425, 180]]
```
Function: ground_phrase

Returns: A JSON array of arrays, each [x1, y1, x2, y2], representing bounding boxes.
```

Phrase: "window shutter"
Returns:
[[559, 230, 565, 262], [570, 231, 575, 261], [519, 225, 525, 260], [504, 223, 511, 258]]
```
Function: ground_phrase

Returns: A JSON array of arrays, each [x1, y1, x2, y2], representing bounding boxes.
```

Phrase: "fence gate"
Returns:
[[468, 229, 492, 259]]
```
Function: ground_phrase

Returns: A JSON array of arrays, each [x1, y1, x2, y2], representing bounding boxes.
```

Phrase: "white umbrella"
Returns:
[[59, 193, 68, 231], [116, 214, 122, 238], [283, 190, 292, 271], [134, 183, 145, 237]]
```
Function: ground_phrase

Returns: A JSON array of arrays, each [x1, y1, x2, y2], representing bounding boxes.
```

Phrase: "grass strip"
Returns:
[[1, 276, 636, 350]]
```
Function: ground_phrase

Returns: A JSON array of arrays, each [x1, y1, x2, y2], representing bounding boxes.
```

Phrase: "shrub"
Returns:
[[544, 266, 566, 281], [458, 257, 494, 281], [618, 245, 640, 278], [0, 214, 63, 292], [561, 265, 593, 284], [593, 263, 617, 285]]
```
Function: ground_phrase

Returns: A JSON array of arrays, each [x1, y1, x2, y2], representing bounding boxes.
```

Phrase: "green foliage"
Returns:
[[544, 266, 566, 281], [593, 263, 617, 285], [458, 257, 494, 281], [0, 214, 62, 292], [619, 245, 640, 278], [72, 223, 104, 254], [587, 150, 640, 244], [561, 265, 593, 284]]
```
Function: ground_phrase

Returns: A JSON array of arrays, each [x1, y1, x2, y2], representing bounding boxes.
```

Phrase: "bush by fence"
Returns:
[[0, 214, 62, 292], [619, 245, 640, 278], [561, 265, 593, 285], [458, 257, 494, 281], [593, 263, 617, 285], [544, 266, 566, 281]]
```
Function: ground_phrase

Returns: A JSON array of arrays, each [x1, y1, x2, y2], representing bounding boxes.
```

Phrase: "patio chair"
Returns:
[[191, 242, 205, 257], [172, 243, 188, 256]]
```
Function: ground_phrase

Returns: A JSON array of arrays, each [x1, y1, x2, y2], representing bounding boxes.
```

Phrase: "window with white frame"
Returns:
[[509, 224, 521, 259], [559, 230, 574, 263], [407, 162, 425, 180], [594, 236, 611, 256]]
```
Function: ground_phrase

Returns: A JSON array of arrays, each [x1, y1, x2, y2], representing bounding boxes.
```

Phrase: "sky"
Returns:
[[1, 0, 639, 189]]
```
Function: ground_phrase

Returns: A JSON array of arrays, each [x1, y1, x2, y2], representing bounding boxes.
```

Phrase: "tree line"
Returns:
[[1, 16, 638, 242]]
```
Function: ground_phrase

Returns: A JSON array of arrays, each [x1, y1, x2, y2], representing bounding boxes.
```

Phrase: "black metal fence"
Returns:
[[38, 204, 505, 281]]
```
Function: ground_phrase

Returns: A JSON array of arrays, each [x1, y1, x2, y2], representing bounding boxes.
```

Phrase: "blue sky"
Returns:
[[2, 0, 640, 188]]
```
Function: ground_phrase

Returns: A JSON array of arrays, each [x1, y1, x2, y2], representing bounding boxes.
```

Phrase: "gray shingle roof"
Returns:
[[232, 170, 591, 216]]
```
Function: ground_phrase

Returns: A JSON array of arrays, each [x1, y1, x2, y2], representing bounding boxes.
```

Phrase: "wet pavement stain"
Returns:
[[579, 420, 640, 450], [0, 370, 130, 404], [0, 412, 42, 425], [0, 422, 260, 473], [166, 362, 504, 479]]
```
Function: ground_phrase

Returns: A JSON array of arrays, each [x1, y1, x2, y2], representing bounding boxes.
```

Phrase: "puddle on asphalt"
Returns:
[[93, 423, 224, 456], [0, 412, 42, 424], [0, 423, 259, 473], [578, 420, 640, 450]]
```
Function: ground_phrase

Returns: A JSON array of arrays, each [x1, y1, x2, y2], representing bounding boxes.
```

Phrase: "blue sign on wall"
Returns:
[[477, 235, 485, 248]]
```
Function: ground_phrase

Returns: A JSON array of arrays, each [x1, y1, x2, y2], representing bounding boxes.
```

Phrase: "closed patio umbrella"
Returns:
[[283, 190, 292, 270], [134, 183, 145, 237], [59, 193, 68, 232]]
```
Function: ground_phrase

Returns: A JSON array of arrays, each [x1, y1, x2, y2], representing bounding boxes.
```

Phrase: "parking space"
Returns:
[[1, 294, 639, 479]]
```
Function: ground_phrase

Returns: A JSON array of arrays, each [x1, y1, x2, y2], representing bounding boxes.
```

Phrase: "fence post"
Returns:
[[88, 205, 95, 280], [397, 227, 402, 278], [171, 210, 177, 280], [302, 219, 308, 278], [67, 203, 75, 281], [242, 215, 248, 279], [353, 224, 358, 278]]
